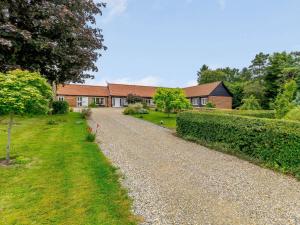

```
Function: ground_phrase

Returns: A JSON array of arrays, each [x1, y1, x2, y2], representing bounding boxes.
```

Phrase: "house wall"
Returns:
[[208, 96, 232, 109], [57, 95, 109, 107]]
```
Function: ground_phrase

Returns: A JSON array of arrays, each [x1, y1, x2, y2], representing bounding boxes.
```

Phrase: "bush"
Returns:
[[177, 111, 300, 179], [81, 108, 92, 119], [284, 107, 300, 122], [240, 95, 261, 110], [89, 102, 97, 108], [123, 103, 144, 115], [205, 101, 216, 108], [196, 108, 275, 119], [86, 132, 96, 142], [52, 101, 69, 114], [137, 108, 149, 114]]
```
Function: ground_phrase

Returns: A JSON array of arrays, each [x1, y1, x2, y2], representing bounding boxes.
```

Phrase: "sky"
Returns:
[[87, 0, 300, 87]]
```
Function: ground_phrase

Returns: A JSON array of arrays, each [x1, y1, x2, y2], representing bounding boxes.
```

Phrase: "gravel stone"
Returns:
[[89, 108, 300, 225]]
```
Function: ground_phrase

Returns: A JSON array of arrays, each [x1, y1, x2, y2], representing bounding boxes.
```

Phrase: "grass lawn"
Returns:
[[132, 110, 177, 129], [0, 113, 138, 225]]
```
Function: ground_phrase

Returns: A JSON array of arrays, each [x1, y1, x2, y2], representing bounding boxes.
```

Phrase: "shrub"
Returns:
[[81, 108, 92, 119], [196, 108, 275, 119], [86, 132, 96, 142], [123, 103, 144, 115], [205, 101, 216, 108], [137, 108, 149, 114], [274, 80, 297, 118], [240, 95, 261, 110], [177, 111, 300, 179], [284, 107, 300, 122], [89, 102, 97, 108], [52, 101, 69, 114]]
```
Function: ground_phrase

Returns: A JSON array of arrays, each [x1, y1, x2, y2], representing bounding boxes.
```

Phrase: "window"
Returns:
[[58, 96, 64, 101], [77, 97, 82, 107], [192, 98, 199, 106], [145, 99, 151, 105], [94, 97, 105, 106], [201, 97, 208, 106]]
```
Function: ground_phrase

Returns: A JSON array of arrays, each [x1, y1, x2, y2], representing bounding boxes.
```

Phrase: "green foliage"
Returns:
[[205, 101, 216, 108], [177, 111, 300, 179], [198, 69, 227, 84], [294, 92, 300, 105], [0, 70, 53, 115], [52, 101, 69, 114], [123, 103, 149, 115], [225, 82, 244, 108], [81, 108, 92, 119], [153, 88, 191, 116], [89, 102, 98, 108], [274, 80, 297, 118], [240, 95, 261, 110], [284, 107, 300, 122], [127, 94, 144, 104], [86, 132, 96, 142], [0, 1, 106, 84]]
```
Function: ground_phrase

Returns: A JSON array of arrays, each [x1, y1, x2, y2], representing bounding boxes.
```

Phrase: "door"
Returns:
[[113, 97, 121, 107], [77, 97, 89, 107]]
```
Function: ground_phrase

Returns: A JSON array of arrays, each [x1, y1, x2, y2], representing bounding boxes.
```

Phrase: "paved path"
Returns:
[[90, 108, 300, 225]]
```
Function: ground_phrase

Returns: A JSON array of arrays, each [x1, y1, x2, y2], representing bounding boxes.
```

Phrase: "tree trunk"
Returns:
[[6, 113, 13, 164]]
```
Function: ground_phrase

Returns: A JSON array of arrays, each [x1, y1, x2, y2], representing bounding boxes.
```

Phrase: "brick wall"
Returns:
[[62, 96, 77, 107], [208, 96, 232, 109]]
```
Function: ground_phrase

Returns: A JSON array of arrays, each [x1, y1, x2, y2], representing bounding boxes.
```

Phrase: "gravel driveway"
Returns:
[[90, 108, 300, 225]]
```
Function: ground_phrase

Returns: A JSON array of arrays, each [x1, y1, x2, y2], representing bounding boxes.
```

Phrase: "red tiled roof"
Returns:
[[183, 81, 221, 97], [57, 84, 109, 96], [108, 83, 157, 97]]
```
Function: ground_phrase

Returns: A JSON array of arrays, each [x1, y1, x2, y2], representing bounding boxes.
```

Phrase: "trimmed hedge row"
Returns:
[[196, 108, 275, 119], [177, 111, 300, 179]]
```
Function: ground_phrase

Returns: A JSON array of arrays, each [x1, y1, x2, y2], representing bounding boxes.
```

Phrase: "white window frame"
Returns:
[[192, 98, 199, 106], [201, 97, 208, 106], [58, 96, 64, 101], [93, 97, 105, 106]]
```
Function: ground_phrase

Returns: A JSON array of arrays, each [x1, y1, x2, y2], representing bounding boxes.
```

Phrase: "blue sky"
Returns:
[[87, 0, 300, 87]]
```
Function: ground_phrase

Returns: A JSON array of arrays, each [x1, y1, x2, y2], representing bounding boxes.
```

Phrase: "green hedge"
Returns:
[[196, 108, 275, 119], [177, 111, 300, 179]]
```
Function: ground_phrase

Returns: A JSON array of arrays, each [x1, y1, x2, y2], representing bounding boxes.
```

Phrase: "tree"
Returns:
[[127, 94, 144, 104], [0, 70, 53, 164], [0, 1, 106, 86], [274, 80, 297, 118], [249, 52, 269, 78], [240, 95, 261, 110], [154, 88, 191, 117], [264, 52, 298, 107], [225, 81, 245, 109], [197, 64, 209, 84], [243, 80, 265, 105], [198, 69, 227, 84]]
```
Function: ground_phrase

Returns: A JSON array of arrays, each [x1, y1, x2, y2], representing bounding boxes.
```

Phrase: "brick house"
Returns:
[[57, 81, 232, 109]]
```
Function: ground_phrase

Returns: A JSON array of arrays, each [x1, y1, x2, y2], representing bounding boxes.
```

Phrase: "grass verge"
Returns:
[[132, 110, 177, 129], [0, 113, 138, 225]]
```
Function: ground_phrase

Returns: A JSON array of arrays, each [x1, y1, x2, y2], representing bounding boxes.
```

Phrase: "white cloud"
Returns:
[[85, 75, 162, 86], [103, 0, 128, 22], [217, 0, 226, 10]]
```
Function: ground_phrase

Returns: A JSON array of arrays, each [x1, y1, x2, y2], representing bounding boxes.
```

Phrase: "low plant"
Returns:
[[52, 101, 69, 114], [177, 111, 300, 179], [86, 126, 98, 142], [81, 108, 92, 119], [284, 106, 300, 122], [89, 102, 97, 108], [47, 119, 58, 125], [205, 101, 216, 108], [123, 103, 145, 115], [240, 95, 261, 110]]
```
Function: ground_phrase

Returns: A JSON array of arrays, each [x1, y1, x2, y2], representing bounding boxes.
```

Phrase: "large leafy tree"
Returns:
[[0, 70, 53, 164], [154, 88, 191, 117], [0, 0, 106, 86]]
